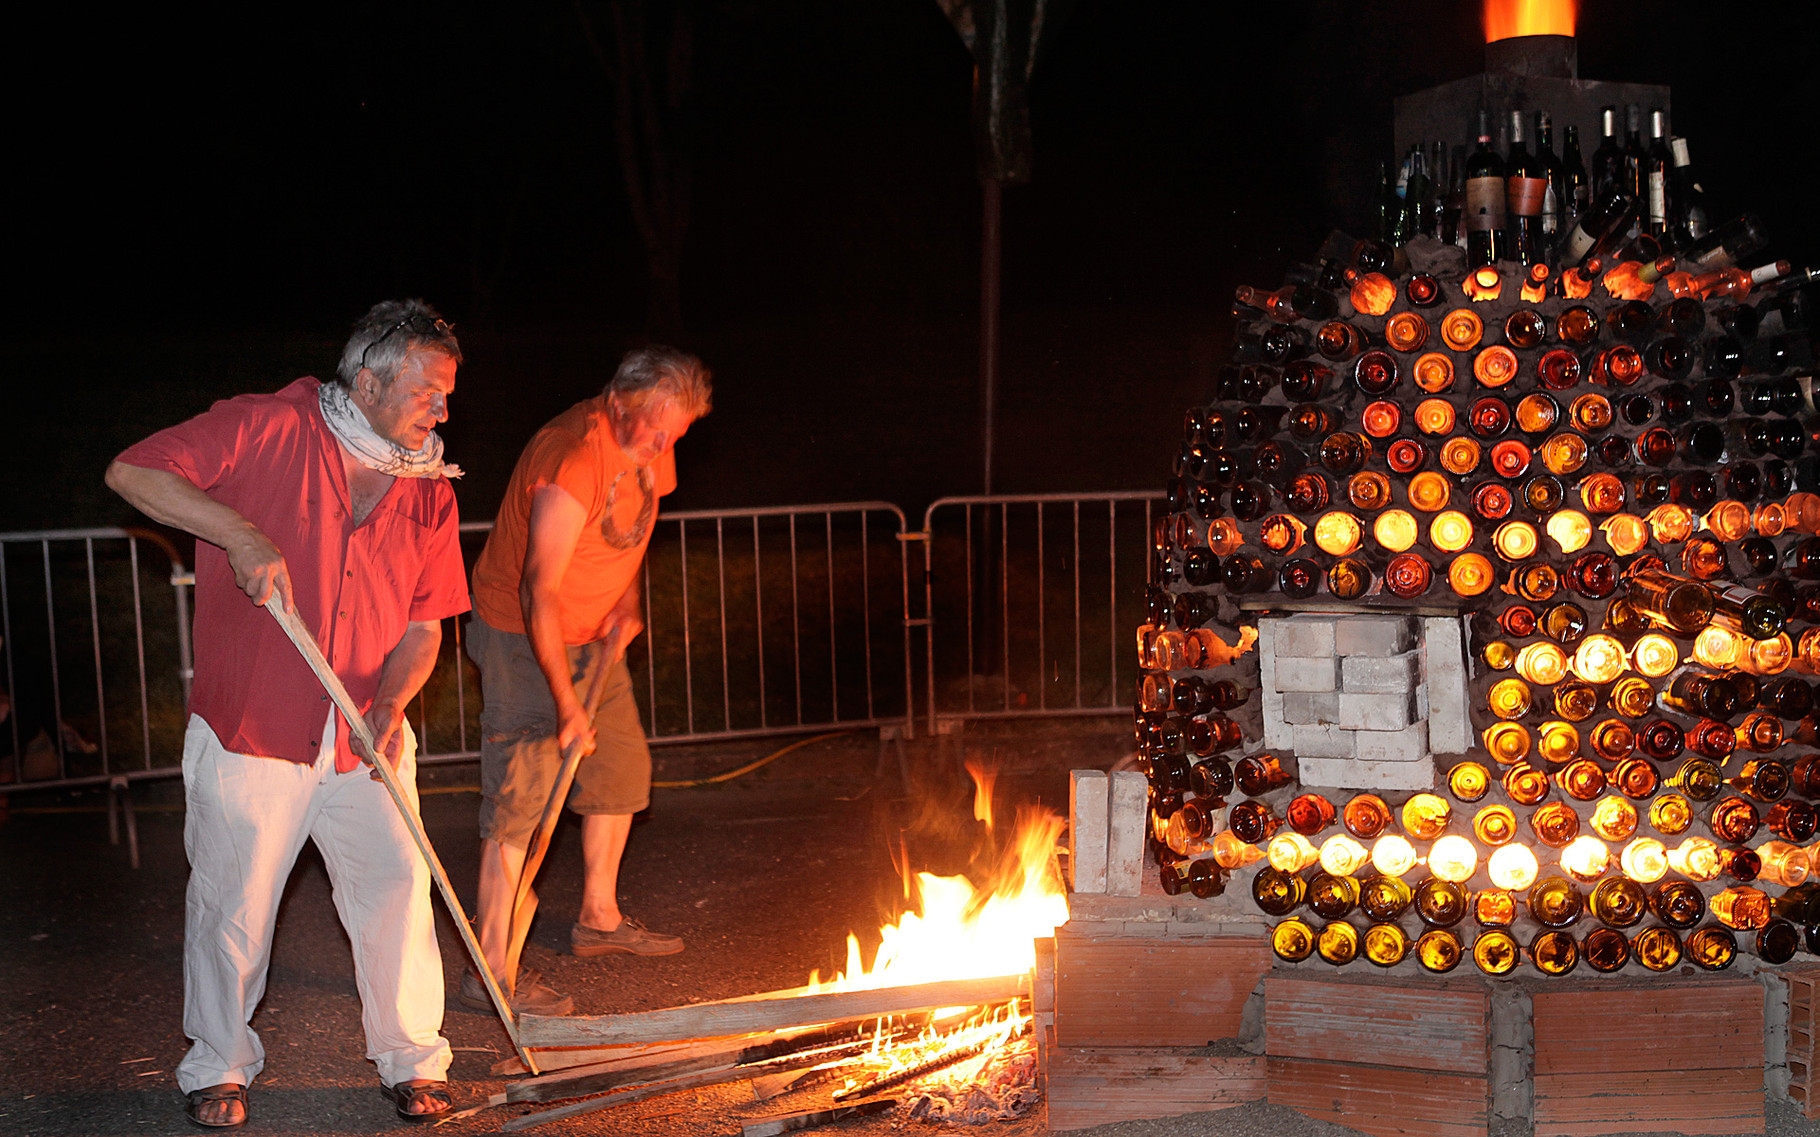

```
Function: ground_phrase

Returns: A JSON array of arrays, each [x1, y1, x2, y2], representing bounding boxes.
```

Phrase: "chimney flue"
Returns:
[[1485, 33, 1578, 80]]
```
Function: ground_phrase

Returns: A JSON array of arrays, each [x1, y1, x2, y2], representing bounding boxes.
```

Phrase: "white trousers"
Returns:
[[175, 713, 451, 1093]]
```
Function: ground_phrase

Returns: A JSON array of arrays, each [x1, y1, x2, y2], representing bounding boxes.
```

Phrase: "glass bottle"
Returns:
[[1528, 876, 1585, 928], [1531, 929, 1579, 976], [1686, 925, 1737, 970], [1270, 917, 1316, 962]]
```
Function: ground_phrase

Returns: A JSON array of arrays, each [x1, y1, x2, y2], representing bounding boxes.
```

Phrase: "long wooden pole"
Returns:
[[263, 597, 537, 1073], [516, 972, 1028, 1048], [502, 631, 619, 996]]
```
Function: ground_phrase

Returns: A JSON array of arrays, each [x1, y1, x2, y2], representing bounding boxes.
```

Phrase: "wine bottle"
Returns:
[[1465, 109, 1506, 268], [1557, 187, 1636, 266], [1653, 881, 1707, 930], [1621, 103, 1648, 203], [1505, 110, 1547, 265], [1644, 109, 1673, 239], [1536, 111, 1564, 237], [1685, 214, 1768, 271], [1669, 136, 1710, 248], [1563, 123, 1589, 219], [1591, 106, 1622, 199]]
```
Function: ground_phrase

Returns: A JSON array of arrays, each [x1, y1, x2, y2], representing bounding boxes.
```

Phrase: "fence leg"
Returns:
[[876, 726, 910, 795], [109, 777, 140, 870]]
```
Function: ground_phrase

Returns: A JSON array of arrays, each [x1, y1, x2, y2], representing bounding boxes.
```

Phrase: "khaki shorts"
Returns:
[[467, 616, 652, 848]]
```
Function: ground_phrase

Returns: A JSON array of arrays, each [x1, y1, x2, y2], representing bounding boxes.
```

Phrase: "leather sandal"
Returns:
[[184, 1084, 247, 1130], [380, 1079, 454, 1123]]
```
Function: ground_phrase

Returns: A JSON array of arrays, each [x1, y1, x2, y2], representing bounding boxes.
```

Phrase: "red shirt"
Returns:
[[115, 377, 470, 766]]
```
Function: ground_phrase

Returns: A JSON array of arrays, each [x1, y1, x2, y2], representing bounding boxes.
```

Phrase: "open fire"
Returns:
[[803, 762, 1069, 1116]]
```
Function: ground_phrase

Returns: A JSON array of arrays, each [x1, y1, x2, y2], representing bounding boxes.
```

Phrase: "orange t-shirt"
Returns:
[[472, 396, 677, 644]]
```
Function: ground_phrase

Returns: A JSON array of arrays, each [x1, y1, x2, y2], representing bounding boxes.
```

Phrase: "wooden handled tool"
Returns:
[[502, 632, 620, 998], [263, 596, 539, 1074]]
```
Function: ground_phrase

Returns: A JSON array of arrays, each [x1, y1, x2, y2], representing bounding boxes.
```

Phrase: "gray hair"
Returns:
[[336, 299, 463, 388], [607, 345, 713, 421]]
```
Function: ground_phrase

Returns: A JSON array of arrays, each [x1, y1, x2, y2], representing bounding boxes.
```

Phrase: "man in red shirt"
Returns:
[[105, 300, 469, 1129], [463, 346, 710, 1016]]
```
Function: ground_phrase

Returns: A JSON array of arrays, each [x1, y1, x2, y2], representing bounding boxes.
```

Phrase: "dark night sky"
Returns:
[[14, 1, 1820, 525]]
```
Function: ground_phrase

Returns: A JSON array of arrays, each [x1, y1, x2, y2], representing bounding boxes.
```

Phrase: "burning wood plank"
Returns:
[[515, 973, 1028, 1048]]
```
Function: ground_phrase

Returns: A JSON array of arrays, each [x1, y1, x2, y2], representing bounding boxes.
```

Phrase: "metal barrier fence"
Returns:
[[0, 492, 1158, 803], [915, 493, 1162, 735]]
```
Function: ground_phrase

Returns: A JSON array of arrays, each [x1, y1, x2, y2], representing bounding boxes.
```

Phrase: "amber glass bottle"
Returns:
[[1528, 876, 1585, 928], [1252, 867, 1306, 916], [1590, 876, 1648, 928], [1530, 929, 1580, 975], [1651, 880, 1707, 928], [1531, 801, 1581, 847], [1342, 794, 1393, 840], [1686, 926, 1737, 970], [1415, 877, 1469, 928], [1472, 930, 1521, 976], [1583, 927, 1631, 973], [1359, 874, 1413, 921], [1363, 922, 1411, 967], [1270, 918, 1316, 962]]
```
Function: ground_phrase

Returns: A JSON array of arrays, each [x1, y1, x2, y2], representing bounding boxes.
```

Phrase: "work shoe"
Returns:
[[457, 966, 574, 1016], [571, 917, 685, 957]]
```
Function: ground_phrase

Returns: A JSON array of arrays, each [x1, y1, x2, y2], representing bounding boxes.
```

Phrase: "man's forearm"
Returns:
[[372, 622, 444, 716], [522, 582, 582, 715]]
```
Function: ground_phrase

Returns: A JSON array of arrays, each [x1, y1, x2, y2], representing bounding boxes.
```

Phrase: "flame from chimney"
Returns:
[[1484, 0, 1576, 42]]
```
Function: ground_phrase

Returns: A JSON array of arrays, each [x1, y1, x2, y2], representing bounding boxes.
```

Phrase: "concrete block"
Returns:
[[1352, 720, 1429, 763], [1292, 723, 1354, 759], [1281, 691, 1339, 726], [1338, 690, 1417, 731], [1339, 651, 1420, 694], [1269, 614, 1337, 659], [1273, 656, 1338, 693], [1068, 770, 1108, 894], [1297, 755, 1437, 791], [1105, 771, 1148, 897], [1333, 614, 1417, 657], [1423, 616, 1472, 753], [1259, 628, 1292, 749]]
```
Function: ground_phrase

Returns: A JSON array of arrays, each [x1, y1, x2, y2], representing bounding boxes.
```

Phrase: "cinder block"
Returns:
[[1293, 723, 1354, 759], [1298, 755, 1437, 791], [1259, 629, 1291, 749], [1339, 651, 1420, 694], [1274, 656, 1338, 693], [1333, 614, 1417, 657], [1105, 771, 1148, 898], [1424, 616, 1472, 754], [1069, 770, 1109, 894], [1281, 691, 1339, 726], [1352, 720, 1429, 763], [1269, 614, 1337, 659], [1338, 690, 1417, 731]]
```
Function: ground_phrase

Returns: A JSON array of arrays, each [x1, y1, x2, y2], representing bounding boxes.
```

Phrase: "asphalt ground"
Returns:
[[1, 721, 1811, 1137]]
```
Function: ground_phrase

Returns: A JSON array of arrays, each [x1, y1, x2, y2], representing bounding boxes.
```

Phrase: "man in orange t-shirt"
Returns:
[[464, 346, 711, 1015]]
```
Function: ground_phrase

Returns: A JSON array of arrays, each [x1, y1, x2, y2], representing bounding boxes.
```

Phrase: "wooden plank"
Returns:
[[1045, 1048, 1264, 1131], [1267, 1057, 1488, 1137], [1069, 770, 1109, 893], [1031, 937, 1055, 1014], [1535, 1068, 1764, 1136], [1105, 770, 1147, 896], [1532, 983, 1764, 1075], [1054, 933, 1269, 1047], [1265, 976, 1489, 1076], [517, 973, 1026, 1048]]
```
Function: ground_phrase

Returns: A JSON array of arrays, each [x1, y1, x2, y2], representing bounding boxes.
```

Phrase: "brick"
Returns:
[[1268, 614, 1336, 658], [1105, 771, 1147, 897], [1340, 651, 1420, 694], [1338, 690, 1417, 731], [1069, 771, 1109, 893], [1273, 656, 1338, 693], [1292, 723, 1353, 758], [1298, 755, 1436, 791], [1280, 691, 1339, 726], [1352, 719, 1429, 763], [1258, 630, 1292, 749], [1424, 616, 1472, 753], [1332, 614, 1418, 657], [1053, 932, 1271, 1047]]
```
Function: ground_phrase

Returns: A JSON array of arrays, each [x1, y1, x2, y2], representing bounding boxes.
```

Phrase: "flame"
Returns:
[[808, 802, 1069, 995], [1484, 0, 1576, 42], [967, 760, 997, 829]]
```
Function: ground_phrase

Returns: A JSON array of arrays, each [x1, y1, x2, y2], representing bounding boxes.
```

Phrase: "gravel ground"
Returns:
[[1, 723, 1812, 1137]]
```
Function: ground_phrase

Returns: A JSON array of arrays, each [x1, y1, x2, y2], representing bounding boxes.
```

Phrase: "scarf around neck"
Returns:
[[318, 380, 462, 480]]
